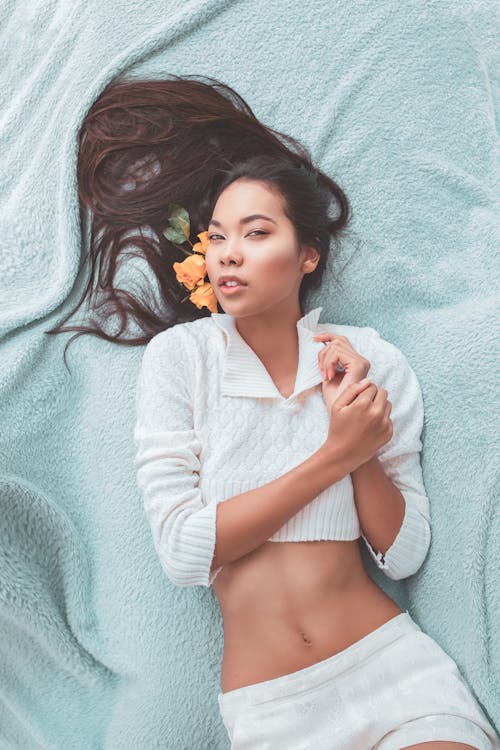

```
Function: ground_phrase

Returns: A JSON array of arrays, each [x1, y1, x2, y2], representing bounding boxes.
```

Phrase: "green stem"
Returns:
[[175, 244, 194, 258]]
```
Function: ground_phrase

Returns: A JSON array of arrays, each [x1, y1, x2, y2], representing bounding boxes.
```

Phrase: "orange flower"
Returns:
[[173, 254, 206, 290], [191, 230, 210, 256], [189, 281, 218, 313], [164, 204, 217, 312]]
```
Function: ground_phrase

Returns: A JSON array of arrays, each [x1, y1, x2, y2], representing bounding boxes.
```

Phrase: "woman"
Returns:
[[48, 75, 500, 749]]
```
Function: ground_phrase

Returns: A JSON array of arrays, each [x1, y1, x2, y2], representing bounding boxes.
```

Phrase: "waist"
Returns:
[[216, 542, 403, 694], [214, 538, 376, 621]]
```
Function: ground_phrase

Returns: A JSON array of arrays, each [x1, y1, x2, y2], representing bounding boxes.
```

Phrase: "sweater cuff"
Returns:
[[164, 500, 219, 588], [361, 494, 431, 580]]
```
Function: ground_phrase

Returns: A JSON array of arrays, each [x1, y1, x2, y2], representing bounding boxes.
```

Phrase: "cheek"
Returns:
[[204, 254, 216, 278], [265, 257, 299, 285], [259, 247, 297, 275]]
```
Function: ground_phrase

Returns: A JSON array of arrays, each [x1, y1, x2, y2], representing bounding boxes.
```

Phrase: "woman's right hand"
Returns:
[[323, 379, 393, 474]]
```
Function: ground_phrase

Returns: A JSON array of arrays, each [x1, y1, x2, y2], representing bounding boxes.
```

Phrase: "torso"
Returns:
[[212, 335, 402, 694], [213, 538, 403, 694]]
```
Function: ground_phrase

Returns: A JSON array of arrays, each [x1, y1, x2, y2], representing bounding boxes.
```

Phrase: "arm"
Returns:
[[351, 456, 406, 560], [134, 328, 217, 588], [134, 327, 349, 589], [354, 329, 431, 580], [211, 443, 348, 576]]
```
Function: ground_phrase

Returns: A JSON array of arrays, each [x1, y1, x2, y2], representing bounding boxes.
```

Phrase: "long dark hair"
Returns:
[[45, 74, 354, 368]]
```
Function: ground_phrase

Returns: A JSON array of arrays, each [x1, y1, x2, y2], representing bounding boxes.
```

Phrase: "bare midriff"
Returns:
[[212, 538, 403, 695]]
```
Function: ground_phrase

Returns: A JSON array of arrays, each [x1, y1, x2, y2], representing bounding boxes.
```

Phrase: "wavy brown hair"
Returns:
[[45, 74, 354, 368]]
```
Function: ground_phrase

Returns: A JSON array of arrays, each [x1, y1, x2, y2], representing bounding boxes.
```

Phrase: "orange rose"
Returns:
[[189, 281, 218, 313], [191, 230, 210, 256], [164, 204, 215, 311], [172, 254, 207, 290]]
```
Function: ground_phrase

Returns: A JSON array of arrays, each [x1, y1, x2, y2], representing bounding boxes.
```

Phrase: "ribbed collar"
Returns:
[[210, 306, 326, 401]]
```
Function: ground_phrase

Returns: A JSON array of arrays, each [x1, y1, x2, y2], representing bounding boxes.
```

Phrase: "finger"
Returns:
[[318, 341, 353, 377], [317, 342, 337, 378], [334, 379, 373, 408], [314, 333, 358, 355], [354, 382, 378, 402], [317, 338, 334, 368], [373, 386, 387, 405], [316, 340, 327, 374], [326, 354, 350, 381], [326, 352, 341, 381], [322, 349, 365, 381], [313, 333, 334, 341]]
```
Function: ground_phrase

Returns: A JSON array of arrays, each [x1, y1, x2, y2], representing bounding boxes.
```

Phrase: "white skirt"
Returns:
[[217, 611, 500, 750]]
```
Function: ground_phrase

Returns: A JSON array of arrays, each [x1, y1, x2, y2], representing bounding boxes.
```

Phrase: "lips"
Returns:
[[218, 275, 247, 286], [218, 280, 247, 295]]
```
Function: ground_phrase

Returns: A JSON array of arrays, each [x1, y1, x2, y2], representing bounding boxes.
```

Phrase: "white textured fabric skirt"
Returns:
[[217, 611, 500, 750]]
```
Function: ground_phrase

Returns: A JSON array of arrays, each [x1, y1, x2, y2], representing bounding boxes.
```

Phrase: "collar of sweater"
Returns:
[[210, 305, 327, 401]]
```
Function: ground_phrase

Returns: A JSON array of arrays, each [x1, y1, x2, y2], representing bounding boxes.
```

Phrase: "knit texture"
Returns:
[[134, 307, 431, 588], [2, 1, 498, 742]]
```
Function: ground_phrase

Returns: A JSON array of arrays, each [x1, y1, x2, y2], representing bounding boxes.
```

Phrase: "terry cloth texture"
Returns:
[[0, 0, 498, 746]]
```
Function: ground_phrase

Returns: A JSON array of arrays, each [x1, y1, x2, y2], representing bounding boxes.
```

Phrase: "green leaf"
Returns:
[[163, 226, 186, 245], [167, 203, 190, 240]]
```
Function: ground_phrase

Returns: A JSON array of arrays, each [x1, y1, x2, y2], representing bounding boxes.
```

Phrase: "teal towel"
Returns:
[[1, 1, 498, 746]]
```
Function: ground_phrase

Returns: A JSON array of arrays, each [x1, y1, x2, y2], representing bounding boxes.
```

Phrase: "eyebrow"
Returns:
[[208, 214, 277, 228]]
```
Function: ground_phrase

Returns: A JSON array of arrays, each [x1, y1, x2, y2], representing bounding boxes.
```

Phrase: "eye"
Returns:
[[207, 230, 268, 240]]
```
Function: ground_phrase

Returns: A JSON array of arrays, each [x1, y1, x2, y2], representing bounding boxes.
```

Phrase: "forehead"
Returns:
[[212, 180, 285, 221]]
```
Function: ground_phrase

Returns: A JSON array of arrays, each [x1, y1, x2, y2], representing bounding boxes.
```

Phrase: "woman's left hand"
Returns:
[[312, 332, 372, 412]]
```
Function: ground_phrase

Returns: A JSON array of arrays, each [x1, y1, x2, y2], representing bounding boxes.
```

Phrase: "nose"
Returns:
[[219, 243, 243, 265]]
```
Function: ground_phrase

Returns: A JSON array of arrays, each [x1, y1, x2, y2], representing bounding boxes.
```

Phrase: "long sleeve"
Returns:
[[360, 328, 431, 580], [133, 327, 220, 588]]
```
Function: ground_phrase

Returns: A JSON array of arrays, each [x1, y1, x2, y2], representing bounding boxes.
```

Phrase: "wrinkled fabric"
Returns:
[[1, 0, 498, 745], [218, 612, 500, 750]]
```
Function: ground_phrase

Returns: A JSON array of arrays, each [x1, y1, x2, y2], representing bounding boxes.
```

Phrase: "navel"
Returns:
[[299, 630, 313, 647]]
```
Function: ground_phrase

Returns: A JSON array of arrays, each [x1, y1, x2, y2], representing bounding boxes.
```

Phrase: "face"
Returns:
[[205, 179, 319, 319]]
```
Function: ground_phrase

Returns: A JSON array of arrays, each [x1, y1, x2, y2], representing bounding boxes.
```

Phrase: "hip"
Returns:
[[218, 611, 500, 750]]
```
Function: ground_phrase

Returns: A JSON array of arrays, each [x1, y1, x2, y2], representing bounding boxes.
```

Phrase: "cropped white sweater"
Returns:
[[133, 306, 431, 588]]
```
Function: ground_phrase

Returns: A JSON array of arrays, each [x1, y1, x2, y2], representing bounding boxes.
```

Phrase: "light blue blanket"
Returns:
[[1, 1, 498, 746]]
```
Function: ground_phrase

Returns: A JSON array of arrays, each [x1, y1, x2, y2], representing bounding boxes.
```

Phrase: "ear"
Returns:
[[300, 244, 321, 275]]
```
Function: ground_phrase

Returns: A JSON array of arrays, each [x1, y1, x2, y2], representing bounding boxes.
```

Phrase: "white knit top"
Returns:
[[133, 306, 431, 588]]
